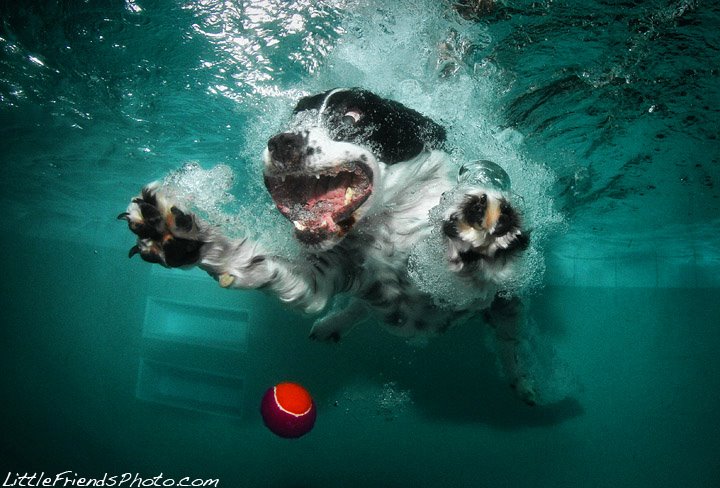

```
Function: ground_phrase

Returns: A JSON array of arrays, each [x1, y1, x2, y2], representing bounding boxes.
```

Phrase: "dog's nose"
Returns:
[[267, 132, 305, 166]]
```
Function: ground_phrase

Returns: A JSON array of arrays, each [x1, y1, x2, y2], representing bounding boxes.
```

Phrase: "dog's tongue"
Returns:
[[289, 184, 351, 231], [306, 185, 348, 209], [265, 165, 372, 243]]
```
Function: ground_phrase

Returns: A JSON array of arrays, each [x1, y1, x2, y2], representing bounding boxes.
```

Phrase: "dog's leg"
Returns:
[[309, 298, 368, 343], [485, 295, 538, 406], [119, 183, 332, 313]]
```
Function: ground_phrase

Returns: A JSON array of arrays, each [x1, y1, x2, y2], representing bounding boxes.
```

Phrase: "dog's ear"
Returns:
[[376, 95, 446, 161], [327, 88, 447, 164], [358, 91, 447, 164]]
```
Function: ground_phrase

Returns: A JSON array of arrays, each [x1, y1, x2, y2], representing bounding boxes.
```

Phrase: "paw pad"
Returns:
[[119, 185, 203, 268]]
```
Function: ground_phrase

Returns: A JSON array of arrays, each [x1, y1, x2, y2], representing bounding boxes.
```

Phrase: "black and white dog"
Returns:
[[119, 88, 537, 404]]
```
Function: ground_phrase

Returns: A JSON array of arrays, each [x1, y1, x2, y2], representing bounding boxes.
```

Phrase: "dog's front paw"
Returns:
[[118, 183, 204, 268], [442, 190, 529, 271]]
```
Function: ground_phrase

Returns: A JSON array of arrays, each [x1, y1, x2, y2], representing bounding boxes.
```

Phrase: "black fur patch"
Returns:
[[139, 250, 164, 265], [140, 187, 158, 208], [458, 249, 482, 264], [163, 237, 201, 267], [171, 206, 193, 232], [492, 200, 521, 236], [497, 231, 531, 259], [461, 194, 487, 226], [293, 88, 446, 164], [293, 91, 328, 113], [128, 203, 164, 240], [442, 214, 460, 238]]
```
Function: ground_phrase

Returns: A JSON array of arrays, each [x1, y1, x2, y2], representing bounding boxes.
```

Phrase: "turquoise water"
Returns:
[[1, 1, 719, 487]]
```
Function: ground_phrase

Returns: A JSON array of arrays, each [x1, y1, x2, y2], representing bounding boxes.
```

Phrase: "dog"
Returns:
[[119, 88, 537, 404]]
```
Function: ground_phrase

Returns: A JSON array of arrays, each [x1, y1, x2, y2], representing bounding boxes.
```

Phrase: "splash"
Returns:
[[376, 381, 413, 421], [310, 0, 564, 300], [162, 162, 236, 218], [161, 162, 300, 254], [156, 0, 564, 292], [335, 381, 414, 421]]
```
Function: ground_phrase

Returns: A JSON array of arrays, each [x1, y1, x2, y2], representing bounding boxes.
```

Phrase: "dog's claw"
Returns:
[[121, 185, 203, 268]]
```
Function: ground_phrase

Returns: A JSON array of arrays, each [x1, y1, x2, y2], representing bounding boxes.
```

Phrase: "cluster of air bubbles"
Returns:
[[333, 381, 413, 421], [407, 151, 563, 308], [376, 381, 413, 421], [185, 0, 351, 103], [160, 162, 300, 254], [312, 0, 565, 260], [161, 162, 237, 228]]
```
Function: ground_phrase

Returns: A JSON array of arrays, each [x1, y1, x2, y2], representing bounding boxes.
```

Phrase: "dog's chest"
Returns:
[[347, 177, 458, 335]]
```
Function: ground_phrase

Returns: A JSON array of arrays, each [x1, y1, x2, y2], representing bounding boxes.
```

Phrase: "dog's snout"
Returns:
[[267, 132, 302, 152], [267, 132, 305, 166]]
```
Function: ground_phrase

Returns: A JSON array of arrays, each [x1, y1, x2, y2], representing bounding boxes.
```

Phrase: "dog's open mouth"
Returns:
[[264, 162, 373, 245]]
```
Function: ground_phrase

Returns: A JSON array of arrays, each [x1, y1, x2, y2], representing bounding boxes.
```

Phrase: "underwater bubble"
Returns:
[[458, 159, 512, 191], [160, 161, 300, 256], [376, 382, 413, 421], [161, 162, 236, 220]]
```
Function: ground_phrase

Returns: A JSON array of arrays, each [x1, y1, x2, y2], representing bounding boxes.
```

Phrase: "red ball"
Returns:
[[260, 382, 316, 438]]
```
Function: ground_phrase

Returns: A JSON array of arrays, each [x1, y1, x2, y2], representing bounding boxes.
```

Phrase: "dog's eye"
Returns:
[[342, 110, 362, 124]]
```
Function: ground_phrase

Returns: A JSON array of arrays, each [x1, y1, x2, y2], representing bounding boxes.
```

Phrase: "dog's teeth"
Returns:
[[320, 216, 334, 228], [344, 187, 354, 205], [219, 273, 235, 288], [315, 174, 320, 179], [294, 220, 306, 231]]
